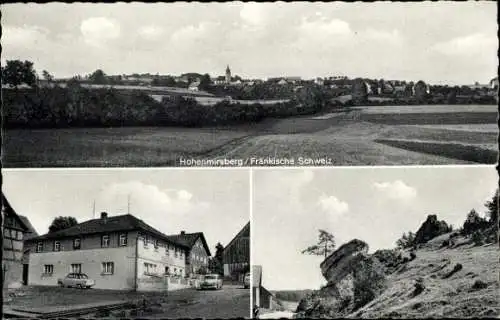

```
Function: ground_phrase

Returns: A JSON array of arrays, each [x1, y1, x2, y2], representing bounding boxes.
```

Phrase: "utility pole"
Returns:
[[127, 194, 131, 214]]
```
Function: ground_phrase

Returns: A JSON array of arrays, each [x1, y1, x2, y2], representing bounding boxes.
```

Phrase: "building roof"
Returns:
[[252, 265, 262, 288], [27, 213, 189, 249], [18, 215, 39, 240], [224, 221, 250, 252], [2, 193, 29, 232], [166, 232, 212, 256]]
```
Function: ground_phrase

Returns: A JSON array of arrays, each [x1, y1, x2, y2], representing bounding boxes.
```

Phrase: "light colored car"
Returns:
[[243, 272, 250, 289], [198, 274, 223, 290], [58, 273, 95, 289]]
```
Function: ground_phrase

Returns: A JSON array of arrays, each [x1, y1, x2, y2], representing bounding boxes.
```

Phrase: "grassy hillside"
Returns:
[[350, 233, 499, 318]]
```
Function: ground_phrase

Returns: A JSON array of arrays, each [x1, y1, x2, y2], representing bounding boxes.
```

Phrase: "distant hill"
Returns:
[[271, 289, 315, 302]]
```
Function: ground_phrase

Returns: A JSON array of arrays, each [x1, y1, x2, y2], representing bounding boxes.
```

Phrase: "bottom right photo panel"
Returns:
[[252, 166, 499, 319]]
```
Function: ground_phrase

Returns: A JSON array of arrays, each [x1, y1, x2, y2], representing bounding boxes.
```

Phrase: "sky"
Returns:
[[2, 169, 250, 254], [252, 165, 498, 291], [1, 2, 497, 85]]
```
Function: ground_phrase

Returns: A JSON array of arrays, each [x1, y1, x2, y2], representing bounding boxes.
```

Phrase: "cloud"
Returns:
[[1, 25, 49, 47], [297, 17, 352, 39], [373, 180, 417, 201], [363, 28, 403, 45], [138, 25, 164, 40], [80, 17, 121, 47], [97, 181, 208, 216], [431, 33, 497, 56], [239, 3, 271, 26], [318, 194, 349, 218]]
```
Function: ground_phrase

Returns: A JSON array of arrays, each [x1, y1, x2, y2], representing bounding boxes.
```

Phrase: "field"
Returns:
[[3, 126, 252, 167], [3, 104, 497, 167]]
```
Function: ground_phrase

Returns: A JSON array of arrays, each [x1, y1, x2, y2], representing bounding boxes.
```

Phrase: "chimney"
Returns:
[[180, 231, 185, 235], [100, 212, 108, 221]]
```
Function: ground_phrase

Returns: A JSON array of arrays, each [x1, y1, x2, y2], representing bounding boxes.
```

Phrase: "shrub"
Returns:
[[441, 238, 452, 248], [472, 231, 485, 246], [412, 278, 425, 297], [443, 263, 463, 279], [409, 251, 417, 261], [472, 279, 488, 290], [95, 309, 110, 317]]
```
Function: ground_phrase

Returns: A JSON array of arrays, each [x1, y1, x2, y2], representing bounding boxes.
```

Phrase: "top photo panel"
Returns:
[[1, 2, 498, 168]]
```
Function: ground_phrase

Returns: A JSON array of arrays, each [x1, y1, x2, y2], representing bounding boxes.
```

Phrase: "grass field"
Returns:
[[3, 126, 251, 167], [353, 236, 499, 318], [3, 105, 497, 167]]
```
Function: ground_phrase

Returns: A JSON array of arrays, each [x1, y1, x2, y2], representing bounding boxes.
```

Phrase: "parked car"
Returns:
[[58, 273, 95, 289], [198, 274, 223, 290], [243, 272, 250, 289]]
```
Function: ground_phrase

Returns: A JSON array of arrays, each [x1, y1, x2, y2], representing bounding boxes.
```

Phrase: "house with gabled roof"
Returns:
[[252, 265, 278, 310], [222, 222, 250, 282], [2, 193, 30, 289], [166, 231, 211, 276], [24, 212, 206, 291]]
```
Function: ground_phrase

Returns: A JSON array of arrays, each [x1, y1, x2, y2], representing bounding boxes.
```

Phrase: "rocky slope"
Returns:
[[295, 234, 499, 318]]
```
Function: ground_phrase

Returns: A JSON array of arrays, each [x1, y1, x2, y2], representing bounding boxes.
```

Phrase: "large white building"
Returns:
[[25, 212, 210, 291]]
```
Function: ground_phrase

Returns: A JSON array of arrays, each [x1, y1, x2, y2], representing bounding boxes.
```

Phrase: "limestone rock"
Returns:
[[414, 214, 451, 244], [297, 239, 386, 318]]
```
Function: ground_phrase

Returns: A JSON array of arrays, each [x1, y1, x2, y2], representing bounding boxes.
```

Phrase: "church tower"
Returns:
[[225, 65, 231, 84]]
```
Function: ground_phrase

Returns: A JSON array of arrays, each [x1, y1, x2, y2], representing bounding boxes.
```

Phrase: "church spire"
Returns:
[[225, 65, 231, 84]]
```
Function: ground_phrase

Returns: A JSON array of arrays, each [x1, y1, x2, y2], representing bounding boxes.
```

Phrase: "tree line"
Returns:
[[2, 60, 331, 129], [3, 85, 328, 129]]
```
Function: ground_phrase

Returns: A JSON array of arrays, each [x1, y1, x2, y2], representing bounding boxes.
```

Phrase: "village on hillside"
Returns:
[[2, 61, 499, 107]]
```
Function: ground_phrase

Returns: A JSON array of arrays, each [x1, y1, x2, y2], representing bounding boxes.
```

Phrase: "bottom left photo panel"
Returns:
[[2, 168, 251, 319]]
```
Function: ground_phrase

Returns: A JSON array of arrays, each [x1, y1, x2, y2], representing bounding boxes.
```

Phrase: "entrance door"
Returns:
[[22, 264, 28, 285]]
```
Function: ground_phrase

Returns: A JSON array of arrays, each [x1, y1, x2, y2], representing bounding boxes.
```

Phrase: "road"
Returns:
[[259, 311, 295, 319], [4, 285, 250, 319], [148, 285, 250, 319]]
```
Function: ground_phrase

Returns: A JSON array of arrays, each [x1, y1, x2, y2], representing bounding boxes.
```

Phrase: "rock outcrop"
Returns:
[[414, 214, 451, 245], [296, 239, 387, 318]]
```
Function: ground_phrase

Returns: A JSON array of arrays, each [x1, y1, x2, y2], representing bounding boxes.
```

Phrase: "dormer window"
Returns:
[[73, 238, 81, 250], [101, 235, 110, 248]]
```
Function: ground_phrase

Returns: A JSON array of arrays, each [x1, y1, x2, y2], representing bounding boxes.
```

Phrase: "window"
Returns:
[[144, 263, 156, 275], [119, 233, 127, 246], [54, 241, 61, 252], [73, 238, 81, 250], [70, 264, 82, 273], [165, 245, 170, 256], [16, 231, 23, 241], [174, 248, 178, 258], [43, 264, 54, 274], [36, 242, 43, 253], [101, 235, 110, 248], [143, 235, 149, 248], [102, 262, 114, 275], [154, 239, 159, 251], [165, 266, 170, 275]]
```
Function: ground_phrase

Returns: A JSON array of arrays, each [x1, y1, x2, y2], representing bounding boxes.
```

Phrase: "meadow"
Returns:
[[3, 126, 251, 167], [3, 104, 497, 167]]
